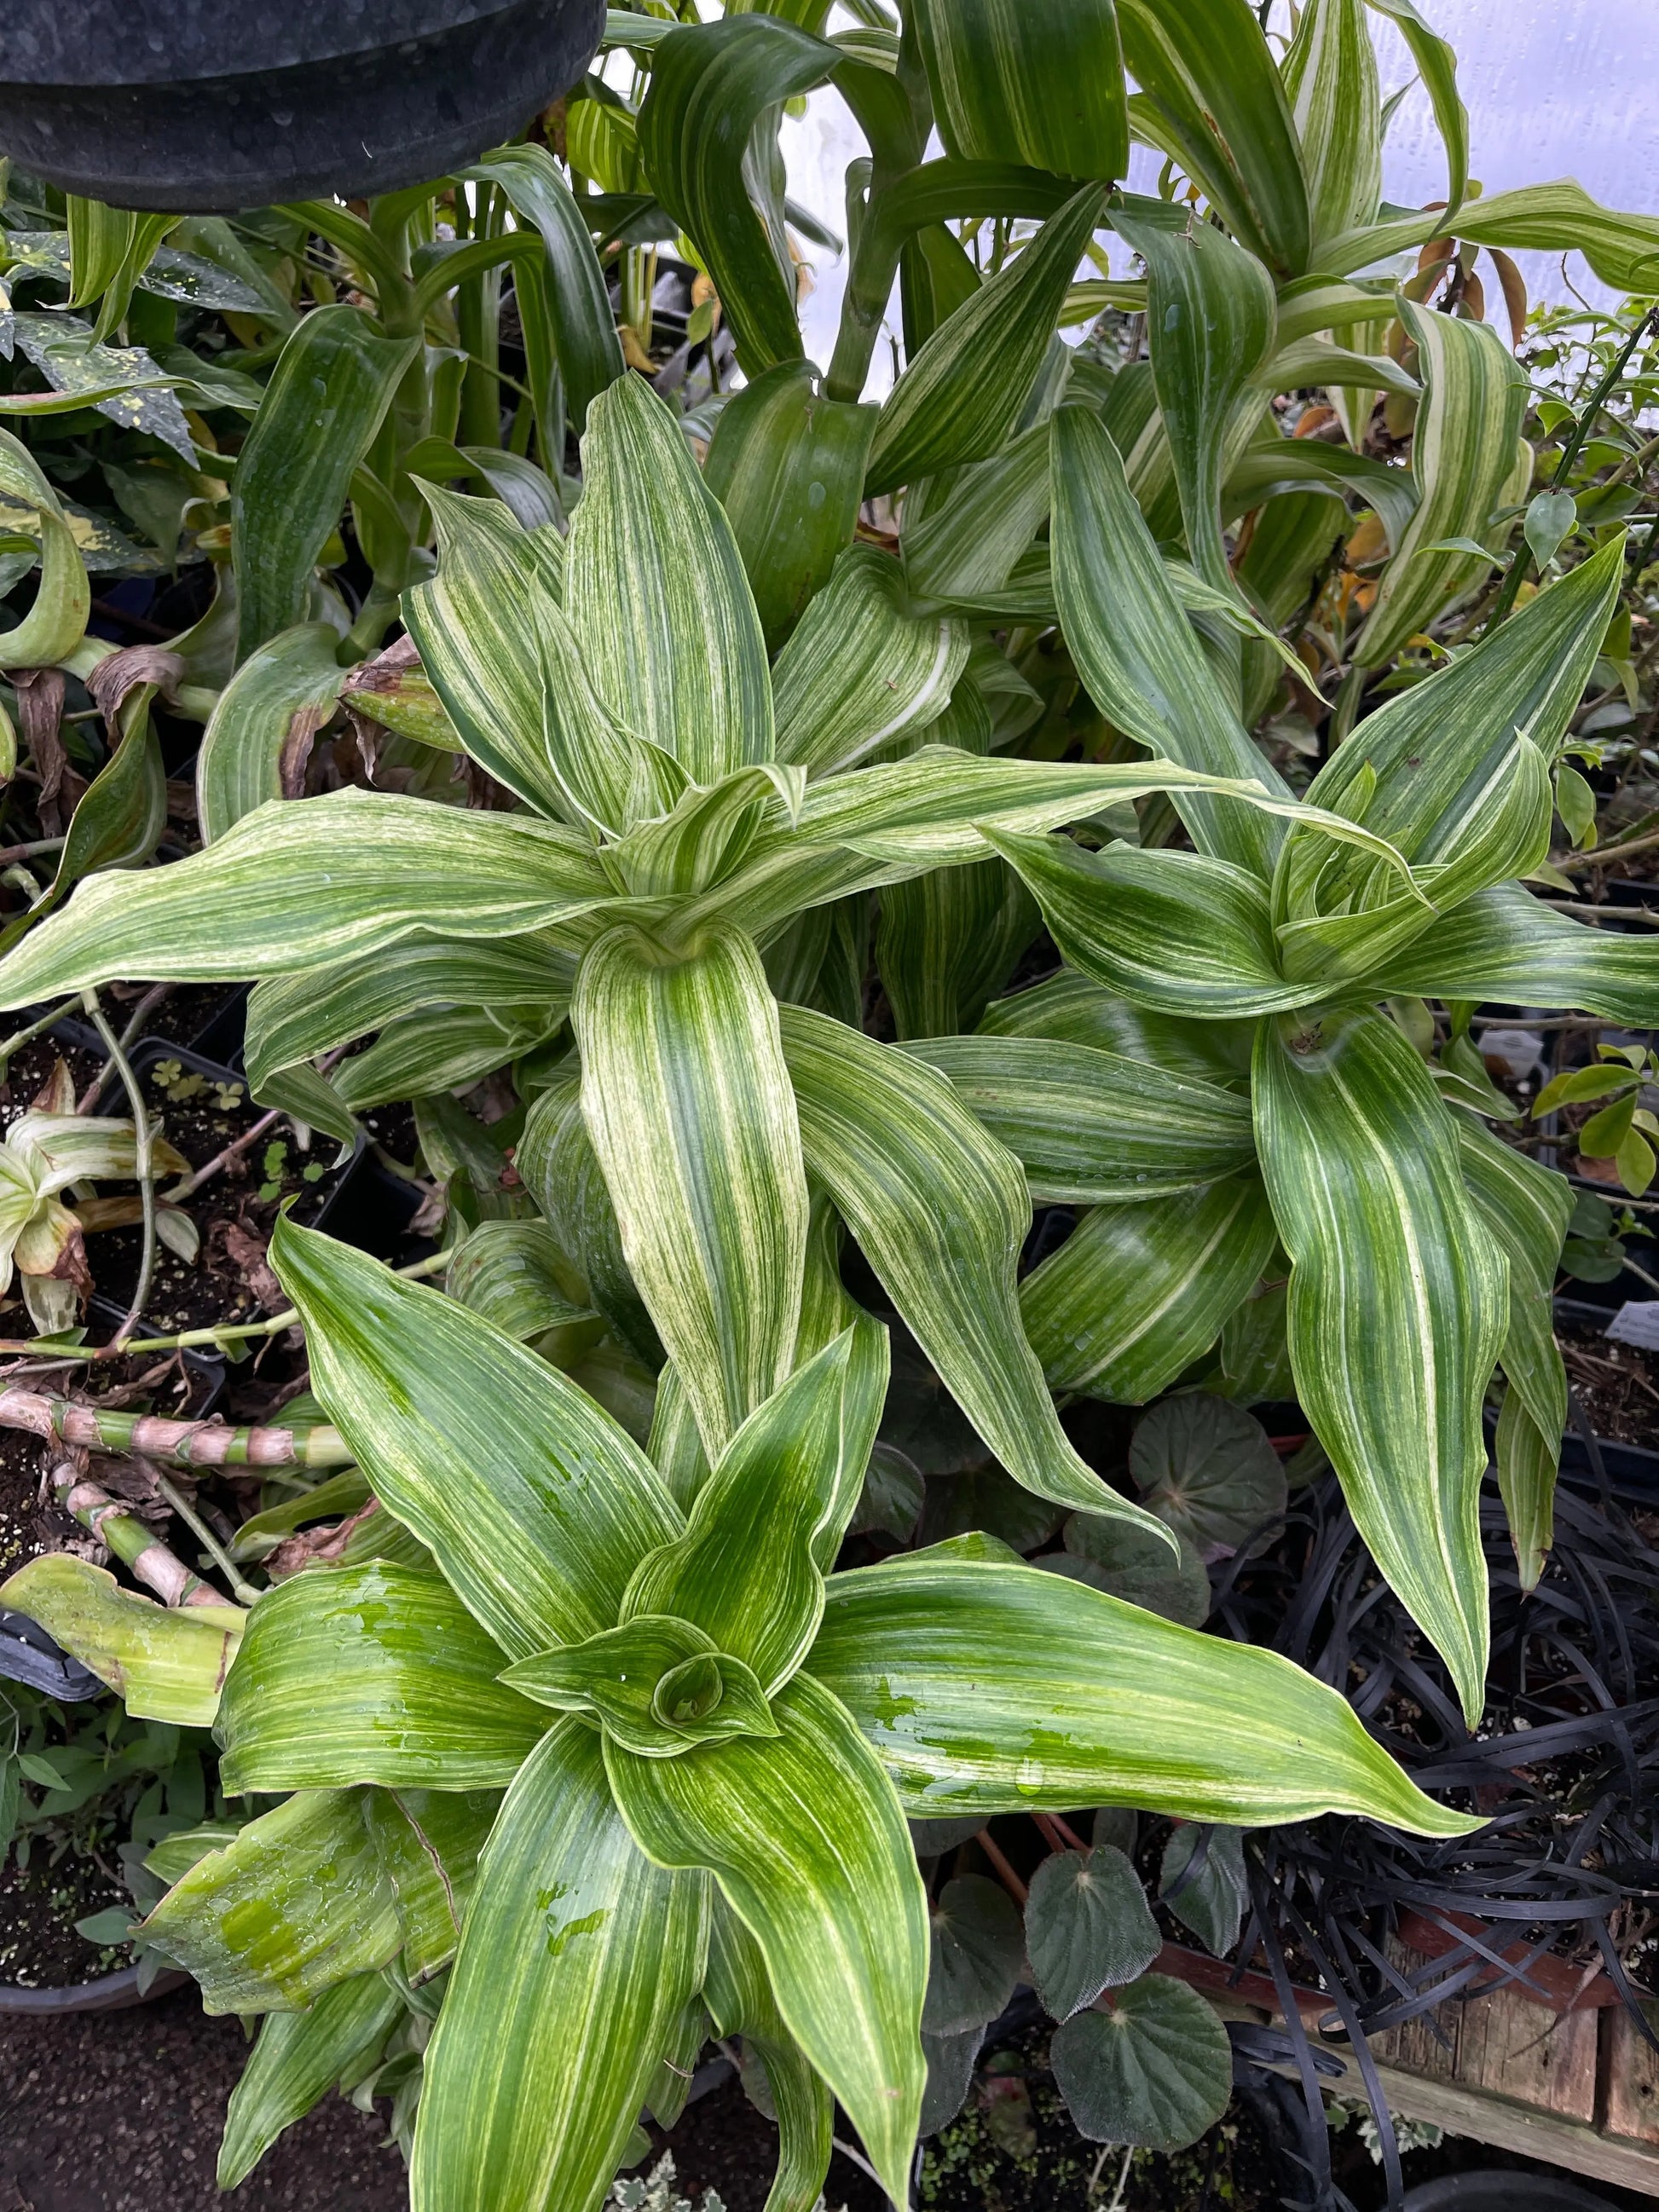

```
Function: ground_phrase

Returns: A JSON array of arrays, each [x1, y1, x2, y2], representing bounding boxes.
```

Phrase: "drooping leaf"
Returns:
[[1025, 1846, 1160, 2021], [703, 362, 878, 650], [1116, 0, 1310, 273], [447, 1220, 594, 1345], [809, 1551, 1476, 1833], [575, 924, 808, 1459], [412, 1723, 708, 2212], [703, 1902, 835, 2212], [1113, 205, 1276, 594], [1050, 1974, 1232, 2151], [232, 306, 419, 661], [0, 792, 613, 1008], [0, 1554, 242, 1728], [143, 1791, 402, 2015], [780, 1004, 1171, 1530], [216, 1562, 549, 1795], [978, 970, 1256, 1090], [1252, 1008, 1506, 1723], [465, 146, 626, 433], [771, 545, 968, 777], [0, 427, 89, 670], [197, 623, 345, 843], [1374, 882, 1659, 1028], [1049, 406, 1288, 877], [606, 1672, 927, 2205], [866, 186, 1109, 497], [908, 0, 1128, 181], [638, 16, 834, 373], [269, 1220, 680, 1661], [217, 1972, 402, 2191], [566, 374, 773, 783], [1352, 299, 1529, 666], [517, 1075, 666, 1372], [1022, 1179, 1278, 1405], [923, 1873, 1024, 2035], [910, 1034, 1255, 1204]]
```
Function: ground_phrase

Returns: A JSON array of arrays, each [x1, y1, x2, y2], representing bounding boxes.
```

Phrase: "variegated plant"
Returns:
[[3, 1216, 1469, 2205]]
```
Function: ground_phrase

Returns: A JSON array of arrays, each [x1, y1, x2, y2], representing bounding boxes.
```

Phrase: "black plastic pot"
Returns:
[[0, 1962, 188, 2015], [1401, 2174, 1613, 2211], [0, 0, 605, 211]]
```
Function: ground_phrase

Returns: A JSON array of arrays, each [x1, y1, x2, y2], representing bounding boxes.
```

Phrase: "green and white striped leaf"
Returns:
[[1449, 180, 1659, 294], [196, 623, 346, 843], [876, 858, 1036, 1042], [905, 1034, 1257, 1204], [866, 186, 1108, 498], [986, 833, 1311, 1018], [638, 17, 832, 373], [1051, 406, 1288, 878], [0, 793, 612, 1008], [703, 1903, 835, 2212], [1373, 883, 1659, 1028], [772, 545, 968, 776], [465, 146, 626, 432], [575, 925, 808, 1459], [901, 421, 1052, 608], [780, 1003, 1169, 1532], [1113, 206, 1276, 594], [908, 0, 1128, 180], [1282, 0, 1383, 250], [623, 1321, 887, 1689], [1116, 0, 1309, 274], [978, 970, 1256, 1089], [1494, 1386, 1557, 1594], [270, 1221, 680, 1660], [1353, 299, 1529, 665], [1253, 1008, 1506, 1722], [810, 1551, 1477, 1831], [1459, 1114, 1569, 1458], [232, 306, 419, 661], [0, 1554, 242, 1728], [332, 1005, 563, 1115], [218, 1972, 402, 2190], [217, 1562, 549, 1795], [412, 1723, 707, 2212], [1021, 1176, 1277, 1402], [446, 1220, 593, 1345], [1363, 0, 1466, 217], [400, 482, 587, 823], [606, 1672, 925, 2206], [360, 1788, 500, 1983], [517, 1075, 666, 1371], [703, 362, 878, 649], [143, 1791, 402, 2015], [567, 374, 773, 783], [246, 937, 573, 1098]]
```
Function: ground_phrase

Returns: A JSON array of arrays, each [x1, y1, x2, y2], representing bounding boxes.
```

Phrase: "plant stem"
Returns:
[[165, 1104, 282, 1203], [155, 1472, 263, 1605], [0, 997, 78, 1074], [49, 1456, 227, 1608], [975, 1826, 1029, 1904], [77, 981, 174, 1112], [84, 992, 154, 1350], [0, 1386, 356, 1468]]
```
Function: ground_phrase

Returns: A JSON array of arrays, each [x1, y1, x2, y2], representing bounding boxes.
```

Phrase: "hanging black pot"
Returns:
[[0, 0, 606, 212]]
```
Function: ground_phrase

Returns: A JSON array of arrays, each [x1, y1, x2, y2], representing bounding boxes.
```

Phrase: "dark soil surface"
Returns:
[[0, 1984, 408, 2211], [1559, 1318, 1659, 1446], [0, 1853, 127, 1991], [0, 1430, 76, 1582]]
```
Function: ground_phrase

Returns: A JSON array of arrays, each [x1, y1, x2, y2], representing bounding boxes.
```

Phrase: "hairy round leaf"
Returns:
[[919, 2024, 986, 2139], [1025, 1847, 1160, 2021], [923, 1874, 1024, 2036], [851, 1441, 925, 1545], [1159, 1824, 1248, 1958], [920, 1466, 1065, 1556], [909, 1816, 986, 1859], [1048, 1516, 1212, 1627], [1050, 1976, 1232, 2151], [1129, 1397, 1286, 1556]]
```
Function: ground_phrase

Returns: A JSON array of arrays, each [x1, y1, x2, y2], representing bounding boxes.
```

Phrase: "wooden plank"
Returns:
[[1606, 2000, 1659, 2146], [1452, 1980, 1598, 2121]]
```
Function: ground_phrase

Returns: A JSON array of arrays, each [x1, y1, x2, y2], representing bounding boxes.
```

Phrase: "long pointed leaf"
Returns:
[[1253, 1008, 1506, 1721], [0, 792, 613, 1008], [810, 1551, 1477, 1833], [270, 1220, 680, 1660], [218, 1972, 402, 2190], [217, 1562, 548, 1794], [412, 1722, 708, 2212], [1374, 883, 1659, 1027], [1021, 1176, 1277, 1401], [575, 923, 808, 1458], [779, 1003, 1169, 1531], [197, 623, 346, 843], [704, 1903, 835, 2212], [606, 1672, 926, 2204], [1283, 0, 1384, 248]]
